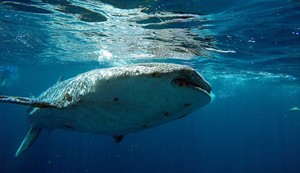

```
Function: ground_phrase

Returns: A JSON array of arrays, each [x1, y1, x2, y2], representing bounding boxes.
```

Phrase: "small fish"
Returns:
[[290, 107, 300, 112]]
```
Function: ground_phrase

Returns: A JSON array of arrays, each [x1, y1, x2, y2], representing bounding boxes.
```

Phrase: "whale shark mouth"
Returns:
[[172, 76, 211, 94]]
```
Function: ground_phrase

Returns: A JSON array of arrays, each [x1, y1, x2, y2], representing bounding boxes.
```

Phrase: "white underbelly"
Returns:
[[28, 75, 210, 135]]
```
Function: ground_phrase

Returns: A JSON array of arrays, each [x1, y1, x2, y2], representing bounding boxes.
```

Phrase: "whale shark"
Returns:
[[0, 63, 212, 157]]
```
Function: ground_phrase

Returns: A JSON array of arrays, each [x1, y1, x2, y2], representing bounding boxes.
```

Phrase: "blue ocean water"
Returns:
[[0, 0, 300, 172]]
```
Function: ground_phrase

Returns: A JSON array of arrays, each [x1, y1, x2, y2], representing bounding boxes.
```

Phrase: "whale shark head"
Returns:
[[130, 63, 212, 99], [170, 68, 211, 95]]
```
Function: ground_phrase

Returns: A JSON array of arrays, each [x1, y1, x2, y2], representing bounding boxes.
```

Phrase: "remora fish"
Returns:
[[290, 107, 300, 112], [0, 63, 212, 157]]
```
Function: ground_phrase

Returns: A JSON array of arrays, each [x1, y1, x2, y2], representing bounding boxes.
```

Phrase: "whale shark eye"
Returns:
[[64, 93, 72, 102]]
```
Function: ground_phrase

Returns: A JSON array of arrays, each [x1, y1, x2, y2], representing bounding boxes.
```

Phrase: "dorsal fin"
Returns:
[[56, 76, 64, 84], [0, 95, 58, 108]]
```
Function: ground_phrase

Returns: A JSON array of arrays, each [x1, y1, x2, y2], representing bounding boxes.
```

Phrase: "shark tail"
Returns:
[[15, 126, 41, 157], [0, 95, 58, 108], [0, 95, 58, 157]]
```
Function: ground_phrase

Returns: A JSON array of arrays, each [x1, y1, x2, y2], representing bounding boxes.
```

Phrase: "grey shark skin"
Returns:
[[0, 63, 212, 157]]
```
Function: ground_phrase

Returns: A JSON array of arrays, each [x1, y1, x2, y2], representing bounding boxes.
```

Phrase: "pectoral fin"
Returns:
[[15, 126, 41, 157], [113, 135, 125, 143]]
